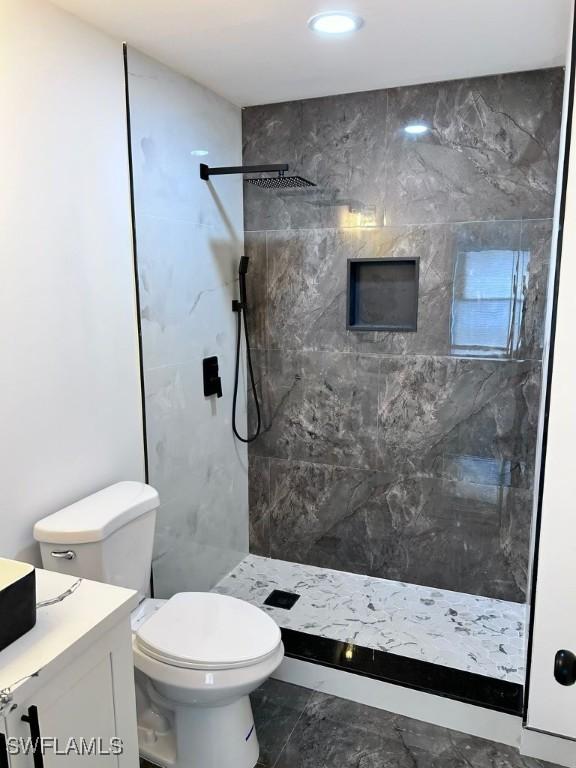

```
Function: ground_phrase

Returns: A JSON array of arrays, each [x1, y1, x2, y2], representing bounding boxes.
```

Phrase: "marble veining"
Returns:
[[252, 680, 560, 768], [247, 220, 550, 361], [215, 555, 527, 684], [243, 70, 563, 231], [243, 69, 560, 601], [128, 47, 249, 596]]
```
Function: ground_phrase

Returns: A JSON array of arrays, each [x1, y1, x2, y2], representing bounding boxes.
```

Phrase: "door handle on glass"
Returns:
[[554, 649, 576, 685]]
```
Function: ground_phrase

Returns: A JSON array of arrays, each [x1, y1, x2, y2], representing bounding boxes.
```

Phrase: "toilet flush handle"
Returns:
[[50, 550, 76, 560]]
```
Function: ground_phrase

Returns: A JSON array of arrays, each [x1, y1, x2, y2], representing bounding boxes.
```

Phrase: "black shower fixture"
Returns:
[[231, 255, 261, 444], [199, 163, 315, 188]]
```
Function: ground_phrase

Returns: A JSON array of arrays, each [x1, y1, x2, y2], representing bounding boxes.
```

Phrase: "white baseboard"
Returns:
[[275, 657, 576, 765], [274, 656, 521, 747], [521, 728, 576, 767]]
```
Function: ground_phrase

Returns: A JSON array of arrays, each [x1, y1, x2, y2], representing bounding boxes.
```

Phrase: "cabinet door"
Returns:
[[6, 655, 119, 768]]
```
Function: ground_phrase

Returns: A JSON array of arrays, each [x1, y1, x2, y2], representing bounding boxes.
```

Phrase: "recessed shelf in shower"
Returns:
[[346, 257, 420, 332]]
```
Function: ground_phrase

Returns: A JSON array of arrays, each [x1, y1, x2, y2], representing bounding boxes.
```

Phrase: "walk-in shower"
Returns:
[[213, 68, 563, 714], [126, 43, 564, 720]]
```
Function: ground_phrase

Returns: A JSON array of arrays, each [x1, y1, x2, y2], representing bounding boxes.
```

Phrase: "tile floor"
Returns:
[[251, 679, 558, 768], [215, 555, 527, 684]]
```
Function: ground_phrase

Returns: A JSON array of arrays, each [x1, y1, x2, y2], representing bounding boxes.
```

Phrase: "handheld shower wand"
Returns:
[[232, 256, 261, 443]]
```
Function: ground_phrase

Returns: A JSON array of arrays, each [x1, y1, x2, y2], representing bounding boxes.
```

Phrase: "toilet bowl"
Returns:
[[33, 482, 283, 768], [133, 592, 284, 768]]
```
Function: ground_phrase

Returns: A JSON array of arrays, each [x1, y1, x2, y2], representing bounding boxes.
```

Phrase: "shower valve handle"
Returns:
[[203, 356, 222, 399]]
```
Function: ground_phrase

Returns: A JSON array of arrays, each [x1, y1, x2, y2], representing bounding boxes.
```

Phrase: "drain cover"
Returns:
[[264, 590, 300, 610]]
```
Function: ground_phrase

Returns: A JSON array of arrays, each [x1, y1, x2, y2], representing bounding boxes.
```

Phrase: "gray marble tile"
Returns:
[[275, 690, 560, 768], [385, 70, 564, 225], [265, 225, 454, 355], [378, 356, 541, 489], [261, 220, 550, 359], [269, 460, 384, 575], [265, 228, 341, 353], [243, 90, 388, 232], [266, 460, 530, 600], [249, 455, 270, 557], [251, 350, 379, 469], [517, 219, 553, 361], [251, 679, 312, 768], [242, 69, 559, 602], [248, 348, 304, 453], [446, 219, 551, 361], [245, 231, 268, 350], [243, 70, 563, 232], [365, 479, 532, 601]]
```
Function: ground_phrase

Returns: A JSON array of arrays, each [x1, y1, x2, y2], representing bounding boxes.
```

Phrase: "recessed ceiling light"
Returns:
[[190, 149, 209, 156], [308, 11, 364, 35], [404, 124, 429, 136]]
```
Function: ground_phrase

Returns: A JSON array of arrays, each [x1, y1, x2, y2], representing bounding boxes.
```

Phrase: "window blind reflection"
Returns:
[[451, 248, 529, 357]]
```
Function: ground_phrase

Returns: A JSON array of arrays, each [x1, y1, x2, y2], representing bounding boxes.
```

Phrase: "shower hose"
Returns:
[[232, 275, 261, 443]]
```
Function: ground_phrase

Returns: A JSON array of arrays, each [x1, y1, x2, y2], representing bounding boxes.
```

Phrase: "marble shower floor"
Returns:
[[214, 555, 527, 685]]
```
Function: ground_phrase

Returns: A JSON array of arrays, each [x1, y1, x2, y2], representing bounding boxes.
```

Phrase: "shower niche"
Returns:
[[346, 257, 419, 332]]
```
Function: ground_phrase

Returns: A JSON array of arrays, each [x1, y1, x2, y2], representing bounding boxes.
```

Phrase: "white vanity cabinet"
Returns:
[[0, 569, 139, 768]]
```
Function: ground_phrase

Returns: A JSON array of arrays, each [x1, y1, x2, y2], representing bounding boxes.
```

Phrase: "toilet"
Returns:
[[33, 481, 284, 768]]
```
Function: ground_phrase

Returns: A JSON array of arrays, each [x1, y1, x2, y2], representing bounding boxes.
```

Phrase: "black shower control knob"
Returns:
[[203, 356, 222, 399], [554, 649, 576, 685]]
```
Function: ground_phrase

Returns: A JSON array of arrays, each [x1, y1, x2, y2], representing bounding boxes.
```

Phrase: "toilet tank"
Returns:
[[33, 482, 159, 600]]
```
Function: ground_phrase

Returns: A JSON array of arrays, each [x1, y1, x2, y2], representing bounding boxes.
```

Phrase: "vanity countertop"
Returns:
[[0, 568, 138, 713]]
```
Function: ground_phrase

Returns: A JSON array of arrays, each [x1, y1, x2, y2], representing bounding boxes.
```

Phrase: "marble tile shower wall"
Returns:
[[127, 48, 249, 596], [242, 69, 564, 602]]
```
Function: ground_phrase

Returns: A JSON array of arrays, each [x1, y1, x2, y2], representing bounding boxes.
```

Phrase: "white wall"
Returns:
[[0, 0, 145, 563], [126, 48, 248, 595]]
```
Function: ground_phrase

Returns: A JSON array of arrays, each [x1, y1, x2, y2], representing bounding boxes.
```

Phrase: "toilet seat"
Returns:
[[135, 592, 282, 671]]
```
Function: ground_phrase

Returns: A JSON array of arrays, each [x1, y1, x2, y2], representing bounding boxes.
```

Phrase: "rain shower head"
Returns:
[[199, 162, 315, 189], [247, 174, 315, 189]]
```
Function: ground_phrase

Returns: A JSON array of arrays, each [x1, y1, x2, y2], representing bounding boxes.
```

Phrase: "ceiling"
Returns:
[[50, 0, 572, 106]]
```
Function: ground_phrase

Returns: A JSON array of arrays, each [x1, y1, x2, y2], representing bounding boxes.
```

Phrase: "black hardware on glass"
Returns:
[[21, 706, 44, 768], [554, 649, 576, 685], [203, 356, 222, 398], [0, 733, 9, 768], [232, 257, 261, 443]]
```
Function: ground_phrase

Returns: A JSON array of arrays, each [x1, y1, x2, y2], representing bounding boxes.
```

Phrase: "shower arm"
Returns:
[[199, 163, 288, 181]]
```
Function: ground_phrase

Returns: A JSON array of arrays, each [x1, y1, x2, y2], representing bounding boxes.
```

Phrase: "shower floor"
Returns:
[[214, 555, 527, 686]]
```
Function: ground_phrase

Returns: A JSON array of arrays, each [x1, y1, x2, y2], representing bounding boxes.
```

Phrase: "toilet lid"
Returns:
[[135, 592, 282, 670]]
